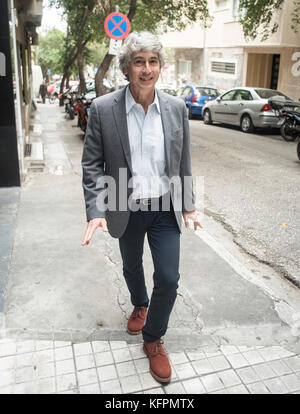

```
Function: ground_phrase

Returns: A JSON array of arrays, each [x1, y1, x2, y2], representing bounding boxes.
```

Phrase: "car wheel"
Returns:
[[203, 109, 212, 125], [240, 114, 254, 133]]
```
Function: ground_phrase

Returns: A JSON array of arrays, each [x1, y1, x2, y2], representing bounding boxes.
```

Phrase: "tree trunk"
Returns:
[[77, 39, 86, 94], [66, 71, 71, 89], [95, 53, 114, 97]]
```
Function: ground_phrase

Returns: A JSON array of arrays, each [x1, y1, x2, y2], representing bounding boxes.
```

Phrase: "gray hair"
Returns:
[[119, 31, 166, 77]]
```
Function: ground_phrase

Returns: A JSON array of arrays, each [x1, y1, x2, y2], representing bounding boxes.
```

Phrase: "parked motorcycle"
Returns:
[[268, 96, 300, 142], [75, 90, 96, 132]]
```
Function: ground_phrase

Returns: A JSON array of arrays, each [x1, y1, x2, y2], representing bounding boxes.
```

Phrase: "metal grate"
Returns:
[[211, 61, 236, 75]]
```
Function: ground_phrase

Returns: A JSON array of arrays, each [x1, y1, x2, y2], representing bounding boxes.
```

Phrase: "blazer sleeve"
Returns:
[[180, 102, 196, 212], [81, 100, 107, 221]]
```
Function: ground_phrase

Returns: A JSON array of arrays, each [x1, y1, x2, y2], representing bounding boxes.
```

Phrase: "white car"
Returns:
[[202, 87, 293, 133]]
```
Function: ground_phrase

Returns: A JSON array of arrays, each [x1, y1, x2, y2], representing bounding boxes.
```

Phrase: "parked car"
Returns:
[[202, 87, 294, 133], [176, 84, 220, 119]]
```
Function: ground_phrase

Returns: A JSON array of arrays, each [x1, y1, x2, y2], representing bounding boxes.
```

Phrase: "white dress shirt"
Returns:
[[125, 85, 169, 200]]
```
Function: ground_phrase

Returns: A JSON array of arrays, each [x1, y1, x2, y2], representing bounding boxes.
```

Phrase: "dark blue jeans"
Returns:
[[118, 201, 180, 343]]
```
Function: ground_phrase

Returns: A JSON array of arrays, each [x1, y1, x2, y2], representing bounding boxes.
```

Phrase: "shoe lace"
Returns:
[[149, 339, 164, 356], [132, 307, 145, 319]]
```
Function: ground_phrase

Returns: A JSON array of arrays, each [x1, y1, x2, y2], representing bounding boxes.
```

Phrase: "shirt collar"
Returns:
[[125, 85, 161, 114]]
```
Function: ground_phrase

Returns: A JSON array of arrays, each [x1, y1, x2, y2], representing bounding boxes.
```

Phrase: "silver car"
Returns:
[[202, 87, 293, 133]]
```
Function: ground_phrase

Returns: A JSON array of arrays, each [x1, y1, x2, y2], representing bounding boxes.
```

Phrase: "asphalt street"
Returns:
[[189, 119, 300, 287]]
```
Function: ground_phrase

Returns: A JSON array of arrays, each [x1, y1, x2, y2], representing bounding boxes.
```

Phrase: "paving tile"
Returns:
[[119, 374, 143, 393], [0, 342, 17, 357], [236, 366, 261, 384], [227, 384, 249, 394], [0, 385, 14, 394], [16, 366, 36, 383], [209, 388, 228, 394], [201, 373, 225, 393], [168, 352, 188, 365], [16, 340, 36, 354], [164, 382, 186, 394], [134, 357, 149, 374], [94, 351, 114, 367], [54, 346, 73, 361], [220, 345, 240, 356], [0, 369, 14, 387], [225, 353, 249, 369], [54, 341, 72, 349], [191, 358, 215, 376], [97, 364, 118, 382], [173, 362, 196, 380], [269, 359, 293, 376], [56, 359, 75, 376], [92, 341, 110, 353], [252, 362, 277, 380], [16, 352, 36, 368], [58, 388, 78, 394], [116, 360, 137, 378], [264, 377, 288, 394], [247, 381, 270, 394], [0, 355, 16, 371], [283, 356, 300, 372], [112, 347, 132, 363], [79, 383, 100, 394], [73, 342, 93, 357], [271, 347, 295, 359], [144, 387, 165, 394], [208, 355, 231, 371], [37, 377, 56, 394], [110, 341, 128, 350], [128, 344, 145, 360], [14, 381, 38, 394], [242, 350, 264, 365], [280, 373, 300, 392], [139, 372, 159, 389], [36, 349, 55, 365], [37, 362, 55, 379], [56, 373, 77, 392], [100, 379, 122, 394], [186, 349, 206, 361], [75, 354, 95, 371], [77, 368, 98, 386], [36, 341, 54, 351], [258, 346, 288, 362], [217, 369, 241, 388], [182, 378, 206, 394]]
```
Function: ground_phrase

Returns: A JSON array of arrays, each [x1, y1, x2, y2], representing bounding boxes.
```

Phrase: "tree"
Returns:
[[37, 28, 66, 77], [238, 0, 300, 41]]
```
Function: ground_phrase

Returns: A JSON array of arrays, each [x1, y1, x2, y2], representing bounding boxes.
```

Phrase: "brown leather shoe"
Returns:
[[127, 306, 148, 335], [143, 339, 171, 383]]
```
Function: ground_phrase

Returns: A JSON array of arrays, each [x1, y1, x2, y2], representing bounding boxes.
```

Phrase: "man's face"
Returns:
[[124, 51, 161, 91]]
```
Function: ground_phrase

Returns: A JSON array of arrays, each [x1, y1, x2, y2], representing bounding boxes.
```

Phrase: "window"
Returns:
[[182, 87, 193, 97], [211, 60, 236, 75], [196, 87, 220, 97], [221, 90, 237, 101], [215, 0, 228, 10], [234, 90, 253, 101], [254, 89, 292, 101], [232, 0, 240, 20], [178, 60, 192, 77]]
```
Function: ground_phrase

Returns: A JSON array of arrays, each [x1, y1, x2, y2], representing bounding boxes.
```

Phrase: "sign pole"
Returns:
[[114, 5, 119, 91]]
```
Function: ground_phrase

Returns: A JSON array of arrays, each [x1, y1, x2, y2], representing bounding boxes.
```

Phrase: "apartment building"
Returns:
[[160, 0, 300, 100]]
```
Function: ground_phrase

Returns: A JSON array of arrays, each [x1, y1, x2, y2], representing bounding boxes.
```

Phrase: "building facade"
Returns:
[[0, 0, 43, 187], [160, 0, 300, 100]]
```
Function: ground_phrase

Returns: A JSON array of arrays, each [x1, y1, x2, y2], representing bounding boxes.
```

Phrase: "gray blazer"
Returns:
[[81, 86, 195, 238]]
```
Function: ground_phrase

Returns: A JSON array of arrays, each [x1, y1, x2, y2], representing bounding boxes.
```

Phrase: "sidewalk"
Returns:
[[1, 101, 300, 394]]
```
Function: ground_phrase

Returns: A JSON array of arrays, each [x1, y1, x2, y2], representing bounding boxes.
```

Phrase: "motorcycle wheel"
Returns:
[[69, 108, 75, 120], [280, 122, 297, 142], [297, 142, 300, 161]]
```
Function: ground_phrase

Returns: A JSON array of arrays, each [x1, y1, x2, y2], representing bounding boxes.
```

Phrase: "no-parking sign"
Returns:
[[104, 12, 131, 40]]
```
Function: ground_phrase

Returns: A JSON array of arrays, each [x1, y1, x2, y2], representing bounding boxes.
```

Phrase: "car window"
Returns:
[[234, 90, 253, 101], [176, 87, 184, 96], [254, 89, 292, 101], [221, 90, 237, 101], [196, 88, 219, 97], [182, 87, 193, 97]]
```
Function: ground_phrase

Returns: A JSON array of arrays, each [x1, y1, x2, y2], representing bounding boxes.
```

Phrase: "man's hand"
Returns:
[[182, 210, 203, 231], [81, 218, 109, 246]]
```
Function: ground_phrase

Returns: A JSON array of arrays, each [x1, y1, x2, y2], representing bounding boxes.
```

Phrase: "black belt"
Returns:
[[134, 195, 163, 206]]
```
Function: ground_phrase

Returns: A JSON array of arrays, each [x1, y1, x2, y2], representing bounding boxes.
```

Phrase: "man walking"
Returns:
[[81, 31, 202, 384], [39, 80, 48, 104]]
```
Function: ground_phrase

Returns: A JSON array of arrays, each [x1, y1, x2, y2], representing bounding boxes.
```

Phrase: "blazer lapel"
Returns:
[[157, 89, 173, 177], [112, 87, 133, 175]]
